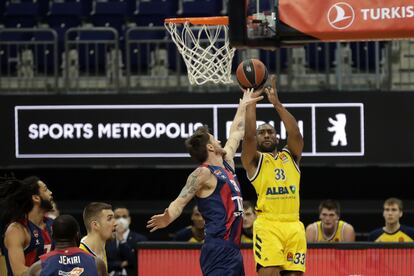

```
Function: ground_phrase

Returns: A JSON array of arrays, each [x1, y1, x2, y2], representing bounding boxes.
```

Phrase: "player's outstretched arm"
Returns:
[[265, 75, 303, 163], [241, 89, 263, 178], [147, 167, 210, 232], [224, 88, 263, 167], [4, 223, 29, 276]]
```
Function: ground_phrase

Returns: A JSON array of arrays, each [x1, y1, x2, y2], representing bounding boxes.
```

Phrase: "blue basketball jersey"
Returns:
[[5, 217, 54, 276], [197, 160, 244, 246], [39, 247, 99, 276]]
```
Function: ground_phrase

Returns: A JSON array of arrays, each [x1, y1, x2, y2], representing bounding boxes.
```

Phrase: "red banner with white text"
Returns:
[[137, 244, 414, 276], [280, 0, 414, 41]]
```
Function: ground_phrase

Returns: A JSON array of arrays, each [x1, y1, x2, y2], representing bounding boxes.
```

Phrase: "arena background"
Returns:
[[1, 92, 413, 241], [1, 0, 414, 274]]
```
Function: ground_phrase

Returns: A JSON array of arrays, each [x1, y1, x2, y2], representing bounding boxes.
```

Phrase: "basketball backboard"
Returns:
[[228, 0, 312, 49]]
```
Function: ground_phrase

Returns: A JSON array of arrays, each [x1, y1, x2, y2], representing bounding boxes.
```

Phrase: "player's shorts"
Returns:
[[253, 218, 306, 272], [200, 238, 245, 276]]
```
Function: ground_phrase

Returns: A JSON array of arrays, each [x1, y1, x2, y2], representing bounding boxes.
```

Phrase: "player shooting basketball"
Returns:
[[241, 74, 307, 276]]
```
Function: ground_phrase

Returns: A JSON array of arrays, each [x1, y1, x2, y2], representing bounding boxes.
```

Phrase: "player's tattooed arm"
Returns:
[[177, 168, 203, 199], [169, 167, 209, 217], [147, 167, 209, 232]]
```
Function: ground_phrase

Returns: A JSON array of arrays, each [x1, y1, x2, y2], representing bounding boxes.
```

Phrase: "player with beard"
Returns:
[[241, 75, 306, 276], [147, 90, 263, 276], [0, 176, 54, 276]]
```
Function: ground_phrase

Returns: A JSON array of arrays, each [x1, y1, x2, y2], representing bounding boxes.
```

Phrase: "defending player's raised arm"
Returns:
[[4, 223, 29, 276], [265, 75, 304, 163], [241, 89, 263, 177], [146, 167, 210, 232], [224, 89, 263, 166]]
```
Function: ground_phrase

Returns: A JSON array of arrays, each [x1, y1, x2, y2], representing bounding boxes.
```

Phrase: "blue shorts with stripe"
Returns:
[[200, 238, 245, 276]]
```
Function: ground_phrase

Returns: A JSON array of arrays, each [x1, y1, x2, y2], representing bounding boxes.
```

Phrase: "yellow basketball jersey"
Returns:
[[249, 149, 301, 221], [79, 239, 108, 270], [315, 220, 346, 242], [369, 225, 414, 242], [374, 231, 414, 242]]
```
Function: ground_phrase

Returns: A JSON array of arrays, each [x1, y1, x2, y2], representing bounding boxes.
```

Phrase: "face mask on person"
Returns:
[[116, 217, 130, 231]]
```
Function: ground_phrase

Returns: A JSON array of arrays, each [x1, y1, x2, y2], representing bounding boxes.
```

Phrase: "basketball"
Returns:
[[236, 59, 268, 89]]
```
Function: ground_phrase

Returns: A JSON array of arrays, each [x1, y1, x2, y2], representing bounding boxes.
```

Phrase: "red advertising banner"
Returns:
[[280, 0, 414, 41], [306, 248, 414, 275], [138, 246, 414, 276]]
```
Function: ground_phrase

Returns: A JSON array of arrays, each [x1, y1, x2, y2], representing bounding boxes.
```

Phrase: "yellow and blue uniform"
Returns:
[[249, 149, 306, 272], [311, 220, 348, 242], [241, 231, 253, 243], [368, 225, 414, 242], [79, 238, 108, 270]]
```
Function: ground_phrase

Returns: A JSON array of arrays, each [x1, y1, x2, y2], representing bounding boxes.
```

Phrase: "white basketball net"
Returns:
[[165, 21, 235, 85]]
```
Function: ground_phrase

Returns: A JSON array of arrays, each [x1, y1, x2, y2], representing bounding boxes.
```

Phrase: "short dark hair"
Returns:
[[0, 176, 41, 224], [243, 200, 255, 212], [318, 199, 341, 216], [113, 204, 130, 211], [185, 125, 211, 164], [53, 214, 80, 243], [113, 206, 130, 218], [83, 202, 112, 232], [384, 197, 403, 211], [256, 123, 275, 132]]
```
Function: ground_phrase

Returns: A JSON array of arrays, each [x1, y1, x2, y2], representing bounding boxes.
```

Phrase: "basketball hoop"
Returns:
[[164, 16, 235, 85]]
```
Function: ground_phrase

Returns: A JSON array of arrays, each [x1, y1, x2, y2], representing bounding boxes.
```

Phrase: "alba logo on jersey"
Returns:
[[266, 186, 289, 195], [327, 2, 355, 29]]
